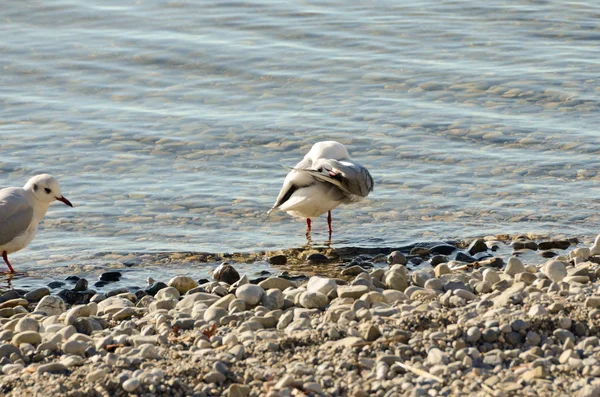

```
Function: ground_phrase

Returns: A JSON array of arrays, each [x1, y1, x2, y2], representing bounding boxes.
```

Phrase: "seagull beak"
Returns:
[[56, 196, 73, 207]]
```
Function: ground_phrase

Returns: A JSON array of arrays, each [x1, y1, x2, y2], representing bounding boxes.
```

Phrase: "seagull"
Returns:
[[0, 174, 73, 273], [268, 141, 373, 239]]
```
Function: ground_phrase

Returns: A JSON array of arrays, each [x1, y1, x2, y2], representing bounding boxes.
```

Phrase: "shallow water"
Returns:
[[1, 0, 600, 287]]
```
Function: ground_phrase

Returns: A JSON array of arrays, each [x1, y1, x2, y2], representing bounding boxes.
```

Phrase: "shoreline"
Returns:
[[0, 234, 599, 396]]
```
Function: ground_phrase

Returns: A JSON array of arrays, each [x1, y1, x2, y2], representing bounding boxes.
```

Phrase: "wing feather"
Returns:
[[0, 188, 34, 246]]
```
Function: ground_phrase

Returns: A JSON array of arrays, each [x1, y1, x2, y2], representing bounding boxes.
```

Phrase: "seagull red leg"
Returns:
[[306, 218, 312, 237], [2, 251, 14, 274], [327, 211, 333, 240]]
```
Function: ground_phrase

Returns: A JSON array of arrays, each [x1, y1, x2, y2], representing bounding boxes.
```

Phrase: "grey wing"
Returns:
[[0, 189, 34, 246], [292, 159, 374, 198]]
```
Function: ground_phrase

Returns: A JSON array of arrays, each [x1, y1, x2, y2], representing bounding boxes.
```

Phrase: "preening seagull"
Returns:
[[0, 174, 73, 273], [268, 141, 373, 239]]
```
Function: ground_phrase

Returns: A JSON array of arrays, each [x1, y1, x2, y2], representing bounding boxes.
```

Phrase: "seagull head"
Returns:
[[24, 174, 73, 207], [306, 141, 350, 162]]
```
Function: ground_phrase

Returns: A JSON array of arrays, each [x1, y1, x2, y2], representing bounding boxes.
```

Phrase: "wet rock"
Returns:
[[106, 288, 130, 298], [99, 271, 122, 282], [455, 252, 477, 263], [47, 281, 65, 289], [538, 240, 571, 250], [468, 239, 488, 255], [58, 289, 96, 305], [512, 239, 538, 251], [430, 244, 457, 256], [24, 288, 50, 302], [145, 282, 168, 296], [268, 255, 287, 265], [74, 279, 88, 291], [65, 275, 80, 283], [306, 253, 328, 263], [213, 263, 240, 285]]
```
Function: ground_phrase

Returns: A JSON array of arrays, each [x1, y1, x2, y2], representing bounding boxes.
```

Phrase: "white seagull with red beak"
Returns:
[[0, 174, 73, 273], [269, 141, 373, 239]]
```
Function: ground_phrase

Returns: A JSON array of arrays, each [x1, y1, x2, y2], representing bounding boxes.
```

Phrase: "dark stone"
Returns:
[[456, 252, 477, 263], [106, 288, 130, 298], [57, 289, 96, 305], [473, 252, 492, 260], [468, 239, 488, 255], [410, 247, 430, 256], [250, 277, 268, 285], [482, 328, 499, 343], [278, 272, 308, 282], [213, 263, 240, 285], [258, 270, 270, 276], [409, 257, 423, 266], [144, 282, 168, 296], [306, 253, 329, 263], [94, 281, 108, 288], [511, 319, 529, 332], [24, 288, 50, 302], [430, 255, 448, 267], [539, 250, 558, 258], [99, 272, 122, 282], [85, 346, 98, 357], [268, 255, 287, 265], [135, 290, 147, 300], [429, 244, 457, 256], [538, 240, 571, 251], [197, 278, 209, 285], [65, 276, 80, 282], [74, 279, 88, 292], [0, 290, 21, 303], [512, 240, 538, 251], [505, 331, 522, 345], [47, 281, 65, 289]]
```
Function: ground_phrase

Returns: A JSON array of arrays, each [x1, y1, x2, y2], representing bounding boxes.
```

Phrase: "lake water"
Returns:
[[1, 0, 600, 287]]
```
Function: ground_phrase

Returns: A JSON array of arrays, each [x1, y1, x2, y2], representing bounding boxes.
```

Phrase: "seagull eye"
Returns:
[[44, 188, 51, 194], [317, 167, 323, 172]]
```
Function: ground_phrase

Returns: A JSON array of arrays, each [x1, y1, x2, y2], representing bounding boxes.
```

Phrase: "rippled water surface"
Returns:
[[2, 0, 600, 282]]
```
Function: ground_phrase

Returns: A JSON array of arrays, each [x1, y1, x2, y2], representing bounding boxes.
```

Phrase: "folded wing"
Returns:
[[0, 189, 34, 246], [290, 159, 373, 199]]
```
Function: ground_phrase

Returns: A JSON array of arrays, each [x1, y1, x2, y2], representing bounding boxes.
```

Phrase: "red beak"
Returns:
[[56, 196, 73, 207]]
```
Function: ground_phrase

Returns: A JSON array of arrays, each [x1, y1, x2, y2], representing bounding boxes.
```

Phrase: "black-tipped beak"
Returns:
[[56, 196, 73, 207]]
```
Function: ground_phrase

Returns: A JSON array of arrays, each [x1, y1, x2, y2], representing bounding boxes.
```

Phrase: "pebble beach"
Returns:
[[2, 234, 600, 397]]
